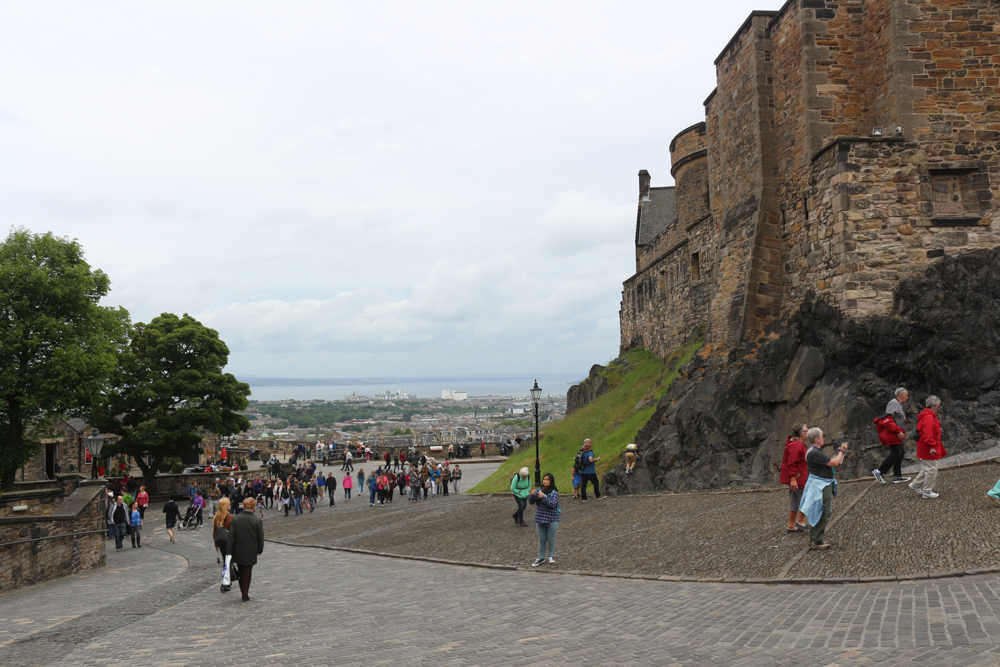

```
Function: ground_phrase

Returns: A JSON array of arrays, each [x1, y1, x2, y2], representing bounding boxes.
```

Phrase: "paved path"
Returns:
[[2, 505, 1000, 664]]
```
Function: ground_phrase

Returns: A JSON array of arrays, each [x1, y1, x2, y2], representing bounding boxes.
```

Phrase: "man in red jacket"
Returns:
[[779, 424, 809, 532], [911, 395, 945, 499]]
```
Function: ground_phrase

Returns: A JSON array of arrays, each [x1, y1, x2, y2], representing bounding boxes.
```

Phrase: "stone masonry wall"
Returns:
[[0, 481, 105, 594], [622, 0, 1000, 362]]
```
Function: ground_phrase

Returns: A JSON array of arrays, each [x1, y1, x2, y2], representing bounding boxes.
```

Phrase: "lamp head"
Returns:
[[530, 380, 542, 402], [88, 427, 106, 458]]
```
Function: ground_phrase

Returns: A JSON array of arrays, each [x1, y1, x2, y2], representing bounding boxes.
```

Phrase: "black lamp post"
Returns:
[[87, 428, 106, 479], [530, 379, 542, 486]]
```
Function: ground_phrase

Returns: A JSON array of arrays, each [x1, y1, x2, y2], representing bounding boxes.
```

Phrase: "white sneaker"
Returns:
[[908, 482, 924, 495], [531, 558, 544, 567], [872, 469, 886, 484], [548, 556, 555, 564], [922, 491, 939, 499]]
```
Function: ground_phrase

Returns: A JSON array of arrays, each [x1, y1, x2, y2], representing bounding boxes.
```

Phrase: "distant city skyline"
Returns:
[[0, 0, 786, 379]]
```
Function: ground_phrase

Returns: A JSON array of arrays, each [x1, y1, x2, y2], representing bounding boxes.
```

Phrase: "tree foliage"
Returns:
[[0, 228, 130, 489], [93, 313, 250, 487]]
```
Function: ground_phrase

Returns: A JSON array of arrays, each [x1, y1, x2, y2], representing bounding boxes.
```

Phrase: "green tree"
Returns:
[[0, 229, 130, 489], [92, 313, 250, 489]]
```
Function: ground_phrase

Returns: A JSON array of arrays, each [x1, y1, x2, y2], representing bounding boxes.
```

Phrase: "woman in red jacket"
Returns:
[[911, 395, 945, 499], [779, 423, 809, 532]]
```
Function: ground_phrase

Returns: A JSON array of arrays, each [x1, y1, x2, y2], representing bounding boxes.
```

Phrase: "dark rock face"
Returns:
[[567, 364, 609, 414], [604, 248, 1000, 495]]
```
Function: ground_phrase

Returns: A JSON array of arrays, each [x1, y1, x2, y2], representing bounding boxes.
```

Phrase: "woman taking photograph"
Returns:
[[529, 473, 560, 566]]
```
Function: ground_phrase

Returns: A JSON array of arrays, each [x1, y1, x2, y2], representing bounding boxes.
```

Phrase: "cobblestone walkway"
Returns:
[[4, 453, 1000, 665], [40, 543, 1000, 666]]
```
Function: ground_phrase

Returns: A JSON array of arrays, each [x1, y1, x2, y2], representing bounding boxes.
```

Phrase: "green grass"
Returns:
[[471, 335, 704, 494]]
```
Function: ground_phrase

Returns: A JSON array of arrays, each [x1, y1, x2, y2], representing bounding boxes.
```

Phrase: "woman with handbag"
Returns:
[[213, 497, 233, 569]]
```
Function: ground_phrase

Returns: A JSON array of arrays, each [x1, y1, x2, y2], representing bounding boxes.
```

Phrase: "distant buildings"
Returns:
[[441, 390, 467, 400]]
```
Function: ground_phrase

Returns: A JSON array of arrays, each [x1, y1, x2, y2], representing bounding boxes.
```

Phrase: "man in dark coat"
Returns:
[[227, 497, 264, 601]]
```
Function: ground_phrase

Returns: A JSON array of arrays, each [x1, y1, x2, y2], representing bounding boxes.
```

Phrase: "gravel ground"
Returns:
[[262, 463, 1000, 579]]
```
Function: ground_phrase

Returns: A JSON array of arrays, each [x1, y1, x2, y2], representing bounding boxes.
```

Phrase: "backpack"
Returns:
[[573, 450, 585, 471], [873, 414, 902, 446]]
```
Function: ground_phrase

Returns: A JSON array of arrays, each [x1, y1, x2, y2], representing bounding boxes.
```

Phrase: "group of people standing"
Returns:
[[780, 388, 947, 549]]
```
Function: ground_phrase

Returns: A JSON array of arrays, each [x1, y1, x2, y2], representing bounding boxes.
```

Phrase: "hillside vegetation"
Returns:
[[471, 337, 703, 494]]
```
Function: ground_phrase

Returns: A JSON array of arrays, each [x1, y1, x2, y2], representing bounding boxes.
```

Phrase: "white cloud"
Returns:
[[0, 0, 788, 378]]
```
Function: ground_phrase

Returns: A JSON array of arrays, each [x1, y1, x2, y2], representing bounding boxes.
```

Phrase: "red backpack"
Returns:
[[873, 414, 904, 446]]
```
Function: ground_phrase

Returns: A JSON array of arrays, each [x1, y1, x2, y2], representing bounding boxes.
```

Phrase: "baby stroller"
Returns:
[[179, 504, 199, 530]]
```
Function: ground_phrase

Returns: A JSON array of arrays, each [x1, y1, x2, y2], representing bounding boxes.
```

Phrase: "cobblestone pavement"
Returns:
[[38, 543, 1000, 666], [4, 457, 1000, 665], [264, 462, 1000, 581]]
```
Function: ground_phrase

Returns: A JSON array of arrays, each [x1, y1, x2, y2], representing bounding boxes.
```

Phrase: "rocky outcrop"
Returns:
[[605, 248, 1000, 495], [567, 364, 609, 414]]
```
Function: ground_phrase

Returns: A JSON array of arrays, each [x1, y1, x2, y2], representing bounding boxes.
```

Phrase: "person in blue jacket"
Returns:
[[579, 439, 603, 501]]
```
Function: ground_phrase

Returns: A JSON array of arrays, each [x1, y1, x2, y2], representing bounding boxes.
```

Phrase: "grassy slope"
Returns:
[[471, 338, 703, 494]]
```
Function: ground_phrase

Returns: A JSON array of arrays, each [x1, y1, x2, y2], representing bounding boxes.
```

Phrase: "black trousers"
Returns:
[[236, 563, 253, 600], [877, 444, 905, 478], [580, 473, 601, 499]]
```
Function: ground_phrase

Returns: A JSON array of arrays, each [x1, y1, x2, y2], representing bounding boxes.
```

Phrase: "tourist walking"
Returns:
[[357, 469, 365, 496], [578, 439, 603, 501], [911, 395, 945, 498], [208, 481, 221, 517], [193, 490, 205, 527], [326, 472, 336, 506], [441, 465, 451, 496], [111, 496, 128, 550], [343, 472, 353, 500], [129, 501, 142, 548], [136, 486, 150, 521], [873, 387, 912, 484], [799, 428, 849, 549], [529, 473, 560, 566], [480, 441, 486, 458], [227, 498, 264, 602], [451, 465, 462, 494], [213, 497, 232, 570], [163, 495, 181, 544], [779, 424, 809, 532], [368, 471, 378, 506], [511, 467, 532, 527]]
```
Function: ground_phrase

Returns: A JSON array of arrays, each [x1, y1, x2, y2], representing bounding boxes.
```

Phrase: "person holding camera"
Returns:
[[799, 427, 849, 550]]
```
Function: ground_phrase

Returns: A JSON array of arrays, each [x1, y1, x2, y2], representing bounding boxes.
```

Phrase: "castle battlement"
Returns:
[[621, 0, 1000, 358]]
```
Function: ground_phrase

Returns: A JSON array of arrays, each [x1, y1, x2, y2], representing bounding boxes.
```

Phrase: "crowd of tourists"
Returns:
[[780, 388, 948, 550]]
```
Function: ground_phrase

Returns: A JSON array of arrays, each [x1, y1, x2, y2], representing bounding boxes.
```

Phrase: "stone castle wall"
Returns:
[[621, 0, 1000, 358]]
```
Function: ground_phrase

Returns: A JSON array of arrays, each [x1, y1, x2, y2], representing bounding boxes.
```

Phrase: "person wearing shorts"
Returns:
[[162, 496, 181, 543], [779, 424, 808, 533]]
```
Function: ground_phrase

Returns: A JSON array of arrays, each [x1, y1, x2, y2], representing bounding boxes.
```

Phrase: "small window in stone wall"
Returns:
[[657, 270, 666, 298], [690, 252, 701, 282], [927, 166, 990, 226]]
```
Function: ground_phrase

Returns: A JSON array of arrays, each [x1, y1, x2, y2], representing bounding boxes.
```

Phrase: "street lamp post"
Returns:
[[530, 379, 542, 486], [87, 428, 106, 479]]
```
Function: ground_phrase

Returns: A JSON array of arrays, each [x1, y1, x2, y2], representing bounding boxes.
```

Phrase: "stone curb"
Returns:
[[266, 537, 1000, 587]]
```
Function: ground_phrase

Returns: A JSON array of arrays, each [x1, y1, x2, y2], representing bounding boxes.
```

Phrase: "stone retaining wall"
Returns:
[[0, 479, 106, 594]]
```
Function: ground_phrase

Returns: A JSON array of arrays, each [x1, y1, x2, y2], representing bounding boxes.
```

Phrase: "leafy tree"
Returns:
[[0, 229, 130, 489], [92, 313, 250, 489]]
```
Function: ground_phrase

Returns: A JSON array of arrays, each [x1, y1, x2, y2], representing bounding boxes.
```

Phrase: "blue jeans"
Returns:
[[344, 488, 351, 500], [369, 488, 376, 504], [294, 497, 303, 514], [114, 523, 127, 549], [536, 521, 558, 559]]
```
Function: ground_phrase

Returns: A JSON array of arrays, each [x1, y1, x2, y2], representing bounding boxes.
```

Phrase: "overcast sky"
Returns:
[[0, 0, 785, 380]]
